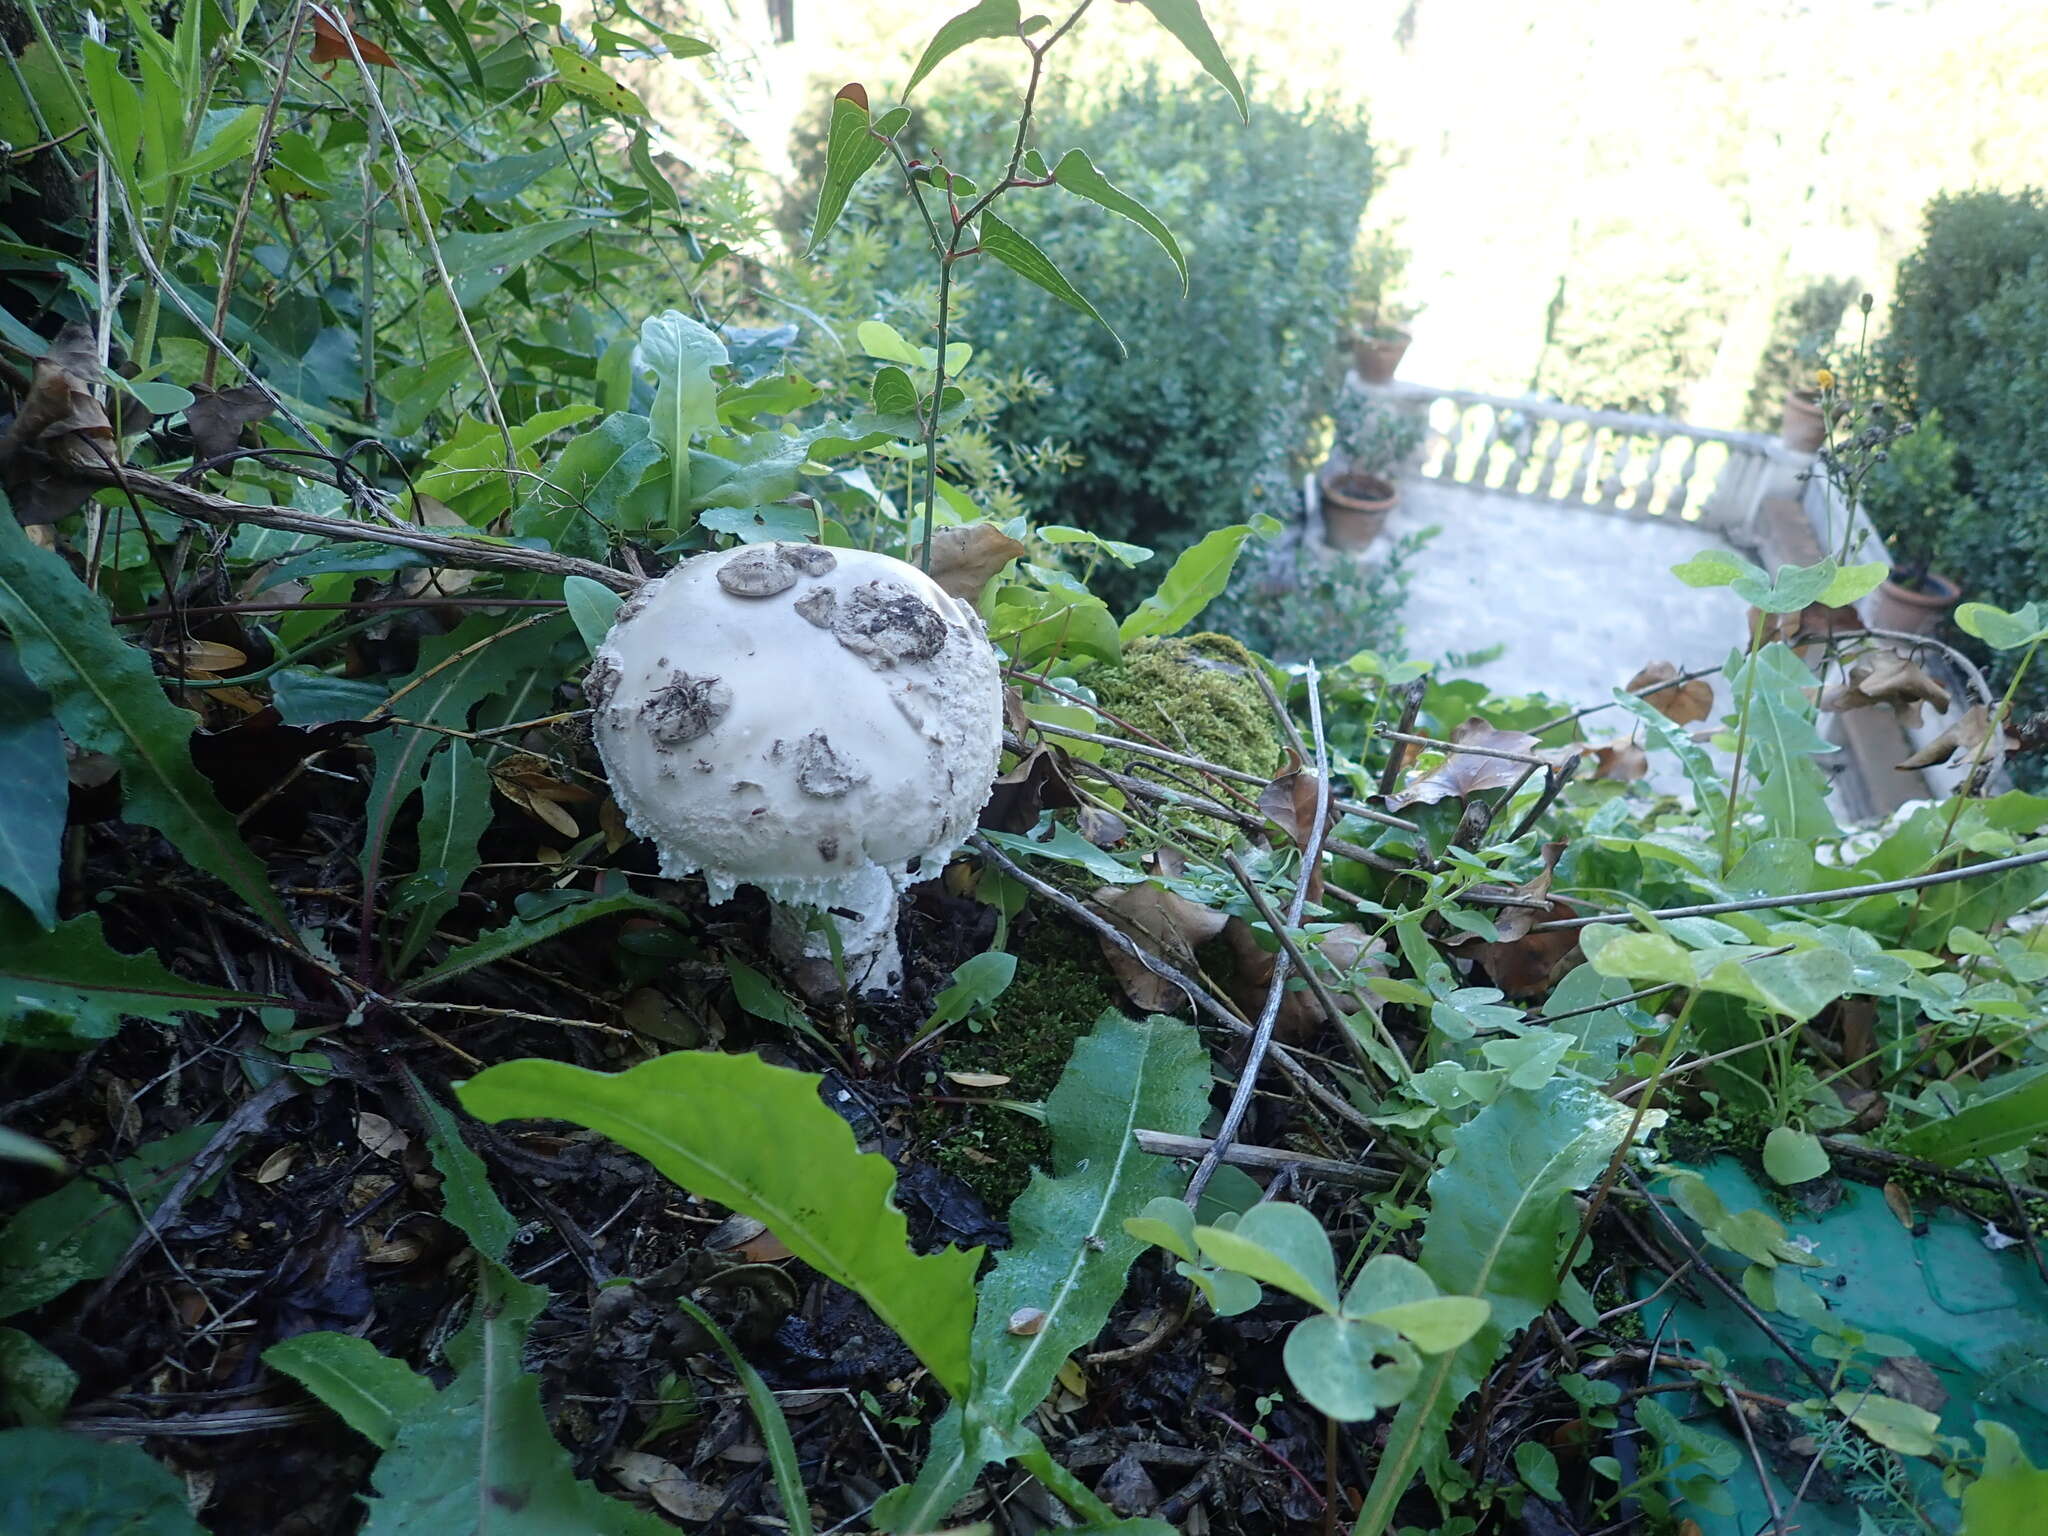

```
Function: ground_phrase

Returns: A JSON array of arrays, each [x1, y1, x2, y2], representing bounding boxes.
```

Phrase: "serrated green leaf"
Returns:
[[1354, 1083, 1635, 1536], [0, 512, 291, 936], [979, 210, 1125, 357], [808, 87, 893, 254], [459, 1051, 982, 1397], [2, 908, 260, 1049], [1615, 688, 1729, 831], [0, 1428, 205, 1534], [406, 1069, 515, 1262], [393, 741, 492, 972], [263, 1332, 437, 1449], [1119, 521, 1263, 641], [904, 0, 1021, 96], [403, 889, 686, 995], [884, 1012, 1210, 1529], [564, 575, 624, 655], [352, 1259, 671, 1534], [0, 1121, 218, 1318], [1129, 0, 1247, 119], [525, 416, 663, 555], [1046, 148, 1187, 293], [673, 1295, 814, 1536]]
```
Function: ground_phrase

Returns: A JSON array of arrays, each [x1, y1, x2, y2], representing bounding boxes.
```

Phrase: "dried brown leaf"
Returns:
[[185, 383, 275, 462], [1874, 1355, 1948, 1415], [356, 1111, 410, 1159], [927, 523, 1027, 600], [400, 494, 480, 600], [1821, 653, 1953, 730], [945, 1070, 1013, 1089], [603, 1451, 725, 1521], [1588, 736, 1649, 782], [1383, 717, 1544, 811], [1883, 1181, 1915, 1230], [1897, 705, 1990, 771], [309, 11, 396, 66], [1, 323, 117, 522], [1221, 917, 1384, 1045], [979, 745, 1081, 833], [250, 1146, 298, 1184], [1075, 806, 1129, 848], [1625, 661, 1713, 726], [1091, 881, 1229, 1014]]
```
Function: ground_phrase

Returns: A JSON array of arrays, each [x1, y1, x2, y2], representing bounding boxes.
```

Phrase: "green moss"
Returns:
[[1088, 633, 1286, 782], [914, 920, 1123, 1213]]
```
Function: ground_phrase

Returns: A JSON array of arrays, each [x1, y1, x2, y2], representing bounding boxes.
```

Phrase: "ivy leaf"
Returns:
[[1355, 1083, 1637, 1533], [807, 86, 907, 254], [0, 512, 292, 936], [0, 1429, 205, 1534], [1119, 520, 1270, 641], [880, 1012, 1210, 1530], [0, 639, 64, 928], [459, 1050, 983, 1397], [1128, 0, 1247, 120], [979, 210, 1126, 357], [1732, 558, 1843, 615], [2, 908, 261, 1049], [1670, 549, 1756, 589], [1956, 600, 2048, 652], [904, 0, 1021, 97], [1037, 148, 1187, 293]]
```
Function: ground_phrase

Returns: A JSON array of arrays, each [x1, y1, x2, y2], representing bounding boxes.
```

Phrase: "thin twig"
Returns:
[[1134, 1130, 1398, 1189], [1186, 664, 1333, 1206], [1534, 845, 2048, 930]]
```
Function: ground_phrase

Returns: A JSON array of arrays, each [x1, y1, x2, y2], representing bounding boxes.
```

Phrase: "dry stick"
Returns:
[[1250, 663, 1310, 759], [1816, 1138, 2048, 1204], [1505, 750, 1583, 843], [116, 596, 568, 625], [970, 834, 1386, 1142], [1532, 845, 2048, 931], [205, 1, 311, 389], [1377, 727, 1559, 768], [1186, 665, 1334, 1207], [1133, 1130, 1399, 1190], [64, 461, 637, 590], [1221, 847, 1411, 1082], [1376, 678, 1427, 799]]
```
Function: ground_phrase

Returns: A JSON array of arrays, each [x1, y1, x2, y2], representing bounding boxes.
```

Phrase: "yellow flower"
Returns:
[[1816, 367, 1836, 390]]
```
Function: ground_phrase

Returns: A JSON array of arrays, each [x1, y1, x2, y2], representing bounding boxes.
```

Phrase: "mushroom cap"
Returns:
[[591, 542, 1004, 907]]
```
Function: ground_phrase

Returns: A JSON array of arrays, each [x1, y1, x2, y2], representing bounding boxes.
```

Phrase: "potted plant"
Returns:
[[1344, 239, 1417, 385], [1319, 394, 1425, 549], [1747, 277, 1859, 451], [1859, 409, 1967, 635]]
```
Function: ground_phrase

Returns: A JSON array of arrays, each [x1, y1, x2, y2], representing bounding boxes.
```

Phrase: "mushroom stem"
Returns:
[[767, 863, 904, 1002]]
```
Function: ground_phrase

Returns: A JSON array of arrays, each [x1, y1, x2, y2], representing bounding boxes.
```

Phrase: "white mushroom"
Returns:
[[589, 542, 1004, 997]]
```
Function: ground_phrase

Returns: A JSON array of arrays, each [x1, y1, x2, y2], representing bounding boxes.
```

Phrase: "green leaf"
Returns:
[[1284, 1313, 1419, 1421], [565, 576, 624, 657], [1515, 1441, 1563, 1501], [1703, 945, 1853, 1022], [1195, 1201, 1341, 1314], [459, 1051, 982, 1397], [407, 1070, 516, 1262], [352, 1259, 671, 1534], [1119, 522, 1263, 641], [0, 512, 291, 936], [0, 1429, 205, 1534], [1045, 148, 1187, 293], [1898, 1068, 2048, 1166], [673, 1295, 814, 1535], [438, 218, 604, 308], [0, 1326, 78, 1425], [808, 86, 896, 254], [1037, 525, 1154, 567], [856, 320, 923, 366], [546, 44, 647, 116], [883, 1012, 1210, 1529], [919, 950, 1018, 1036], [0, 641, 68, 928], [0, 1127, 63, 1171], [1963, 1421, 2048, 1536], [1762, 1126, 1831, 1186], [871, 364, 918, 416], [526, 416, 663, 555], [979, 211, 1125, 357], [905, 1, 1021, 95], [0, 1121, 219, 1318], [1820, 562, 1888, 608], [1956, 601, 2048, 652], [1833, 1391, 1940, 1457], [392, 741, 492, 972], [1130, 0, 1248, 120], [263, 1332, 437, 1449], [1614, 688, 1729, 831], [403, 890, 687, 995], [1359, 1295, 1492, 1353], [2, 908, 259, 1049], [1733, 558, 1843, 614], [640, 309, 729, 524], [1354, 1083, 1636, 1536], [1670, 549, 1755, 589]]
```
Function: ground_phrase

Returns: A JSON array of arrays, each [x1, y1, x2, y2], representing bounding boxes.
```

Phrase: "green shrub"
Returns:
[[1859, 409, 1969, 587], [1743, 275, 1860, 431], [798, 73, 1376, 608]]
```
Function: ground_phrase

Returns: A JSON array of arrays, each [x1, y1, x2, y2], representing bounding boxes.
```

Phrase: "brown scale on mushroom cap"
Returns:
[[716, 546, 798, 598], [641, 671, 733, 746], [777, 542, 837, 576], [832, 579, 947, 666]]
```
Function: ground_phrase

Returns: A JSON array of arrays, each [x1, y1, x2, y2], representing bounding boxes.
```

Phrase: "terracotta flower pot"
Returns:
[[1864, 571, 1961, 637], [1779, 389, 1825, 453], [1350, 329, 1412, 386], [1319, 462, 1398, 549]]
